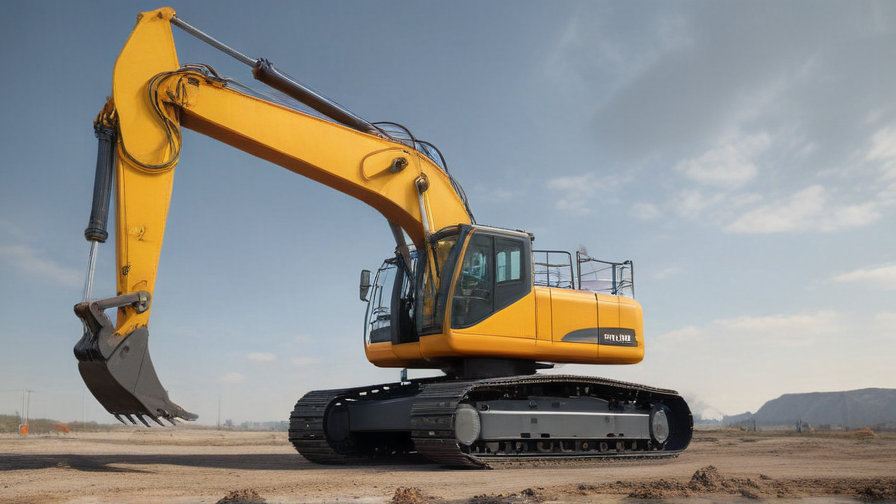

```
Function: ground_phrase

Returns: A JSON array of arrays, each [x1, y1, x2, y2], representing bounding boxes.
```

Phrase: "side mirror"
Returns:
[[359, 269, 371, 301]]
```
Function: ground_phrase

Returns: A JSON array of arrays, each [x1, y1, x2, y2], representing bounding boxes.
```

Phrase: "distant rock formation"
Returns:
[[724, 388, 896, 429]]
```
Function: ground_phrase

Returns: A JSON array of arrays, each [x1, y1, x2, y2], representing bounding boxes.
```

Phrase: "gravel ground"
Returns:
[[1, 428, 894, 503]]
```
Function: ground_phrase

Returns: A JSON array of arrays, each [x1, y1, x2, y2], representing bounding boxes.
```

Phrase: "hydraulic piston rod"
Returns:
[[169, 14, 379, 134], [81, 112, 116, 302]]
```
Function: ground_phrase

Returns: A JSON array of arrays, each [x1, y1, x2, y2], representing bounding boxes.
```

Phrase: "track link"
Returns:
[[290, 375, 692, 468]]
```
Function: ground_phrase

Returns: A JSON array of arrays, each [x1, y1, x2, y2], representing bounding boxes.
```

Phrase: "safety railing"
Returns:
[[533, 249, 635, 298], [532, 250, 575, 289], [577, 253, 634, 298]]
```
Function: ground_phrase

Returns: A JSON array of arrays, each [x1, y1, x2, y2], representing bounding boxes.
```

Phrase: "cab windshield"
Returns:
[[419, 232, 460, 333]]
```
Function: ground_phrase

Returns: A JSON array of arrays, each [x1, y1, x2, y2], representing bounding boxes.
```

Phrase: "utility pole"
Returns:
[[19, 389, 33, 435]]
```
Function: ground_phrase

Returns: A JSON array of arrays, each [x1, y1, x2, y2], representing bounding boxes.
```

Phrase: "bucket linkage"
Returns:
[[74, 292, 197, 425]]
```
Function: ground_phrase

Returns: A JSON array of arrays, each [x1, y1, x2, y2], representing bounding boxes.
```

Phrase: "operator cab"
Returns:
[[362, 225, 532, 349]]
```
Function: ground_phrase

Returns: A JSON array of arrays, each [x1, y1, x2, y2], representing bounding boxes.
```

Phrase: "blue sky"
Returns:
[[1, 1, 894, 424]]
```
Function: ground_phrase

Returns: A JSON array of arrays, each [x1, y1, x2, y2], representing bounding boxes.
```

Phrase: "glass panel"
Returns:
[[420, 235, 459, 332], [365, 261, 396, 344], [496, 240, 522, 283], [451, 234, 494, 327], [496, 251, 507, 283]]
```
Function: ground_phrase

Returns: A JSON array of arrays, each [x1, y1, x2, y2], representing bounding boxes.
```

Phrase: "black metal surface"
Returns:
[[292, 374, 692, 469], [446, 358, 537, 379], [84, 123, 116, 243], [252, 59, 377, 134], [288, 381, 427, 464], [73, 295, 196, 423]]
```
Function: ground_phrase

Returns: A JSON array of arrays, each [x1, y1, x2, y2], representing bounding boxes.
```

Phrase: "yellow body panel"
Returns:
[[600, 294, 644, 364], [364, 341, 412, 368], [438, 294, 537, 359], [110, 8, 180, 335], [547, 288, 600, 363], [534, 287, 553, 341]]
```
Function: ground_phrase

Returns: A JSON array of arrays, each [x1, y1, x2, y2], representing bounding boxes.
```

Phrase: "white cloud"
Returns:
[[675, 132, 770, 189], [491, 189, 517, 203], [290, 356, 321, 367], [293, 334, 314, 344], [725, 185, 880, 233], [830, 264, 896, 291], [659, 325, 702, 343], [658, 311, 841, 350], [873, 312, 896, 336], [541, 6, 694, 104], [220, 372, 246, 384], [865, 126, 896, 176], [653, 266, 681, 280], [247, 352, 277, 363], [670, 189, 725, 219], [0, 243, 82, 289], [547, 173, 627, 216], [863, 126, 896, 205], [548, 174, 595, 191], [632, 202, 662, 220]]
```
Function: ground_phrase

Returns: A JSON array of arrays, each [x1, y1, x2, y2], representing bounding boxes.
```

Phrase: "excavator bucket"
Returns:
[[74, 293, 197, 425]]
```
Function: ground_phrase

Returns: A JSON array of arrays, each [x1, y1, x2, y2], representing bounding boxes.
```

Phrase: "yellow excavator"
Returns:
[[74, 8, 691, 467]]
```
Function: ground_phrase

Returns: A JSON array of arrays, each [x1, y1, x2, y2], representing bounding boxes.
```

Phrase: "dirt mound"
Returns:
[[857, 480, 896, 501], [688, 465, 722, 490], [469, 487, 545, 503], [686, 465, 761, 496], [216, 488, 266, 504], [391, 486, 440, 504], [627, 479, 690, 499], [854, 427, 876, 439], [572, 466, 776, 499], [587, 467, 896, 501]]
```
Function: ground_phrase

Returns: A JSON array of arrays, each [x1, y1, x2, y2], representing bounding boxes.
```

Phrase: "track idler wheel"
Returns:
[[649, 405, 671, 446]]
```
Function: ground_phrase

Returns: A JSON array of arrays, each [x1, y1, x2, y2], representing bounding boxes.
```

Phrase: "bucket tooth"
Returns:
[[150, 415, 165, 427], [114, 414, 127, 425], [137, 415, 151, 428], [124, 414, 137, 425]]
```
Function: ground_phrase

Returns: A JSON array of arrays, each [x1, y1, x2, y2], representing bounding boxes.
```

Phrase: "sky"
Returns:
[[1, 1, 894, 425]]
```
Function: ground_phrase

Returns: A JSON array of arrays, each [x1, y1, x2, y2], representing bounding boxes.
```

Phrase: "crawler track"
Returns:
[[289, 375, 692, 468], [288, 387, 357, 464]]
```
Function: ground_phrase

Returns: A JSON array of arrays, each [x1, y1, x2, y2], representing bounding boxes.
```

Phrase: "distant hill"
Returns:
[[724, 388, 896, 429]]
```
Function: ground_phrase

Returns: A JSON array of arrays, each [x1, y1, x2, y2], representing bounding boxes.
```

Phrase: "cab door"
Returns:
[[449, 231, 535, 351]]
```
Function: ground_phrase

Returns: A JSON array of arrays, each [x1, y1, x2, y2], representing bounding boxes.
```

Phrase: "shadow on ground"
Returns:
[[0, 453, 429, 473]]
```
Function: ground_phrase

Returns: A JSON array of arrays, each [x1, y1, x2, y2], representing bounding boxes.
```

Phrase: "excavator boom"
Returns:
[[74, 7, 471, 423]]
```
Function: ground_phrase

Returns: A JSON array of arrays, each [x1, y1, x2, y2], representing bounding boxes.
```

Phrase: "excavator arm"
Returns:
[[74, 7, 471, 424]]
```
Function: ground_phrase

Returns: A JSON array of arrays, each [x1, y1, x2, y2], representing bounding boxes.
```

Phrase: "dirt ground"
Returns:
[[1, 428, 894, 504]]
